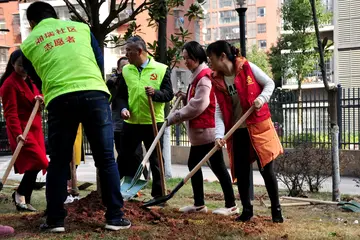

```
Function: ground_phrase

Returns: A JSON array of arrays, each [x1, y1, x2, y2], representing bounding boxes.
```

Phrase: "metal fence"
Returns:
[[1, 86, 360, 155]]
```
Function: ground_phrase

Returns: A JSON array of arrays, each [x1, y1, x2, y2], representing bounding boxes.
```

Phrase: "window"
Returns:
[[247, 6, 256, 22], [219, 0, 233, 8], [257, 23, 266, 33], [211, 0, 217, 8], [247, 23, 256, 38], [203, 0, 210, 9], [247, 38, 257, 47], [205, 28, 211, 41], [0, 8, 5, 32], [219, 10, 238, 24], [257, 7, 266, 17], [258, 40, 267, 49], [248, 0, 256, 4], [0, 48, 7, 63], [211, 12, 217, 25], [173, 10, 184, 29], [205, 13, 211, 25], [212, 27, 219, 40], [220, 26, 239, 40]]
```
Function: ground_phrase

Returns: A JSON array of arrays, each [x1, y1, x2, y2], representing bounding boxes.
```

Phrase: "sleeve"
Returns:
[[2, 83, 23, 138], [90, 32, 104, 74], [167, 77, 211, 126], [106, 76, 119, 99], [22, 53, 42, 93], [249, 62, 275, 103], [215, 101, 225, 140], [152, 68, 174, 102], [118, 73, 129, 113]]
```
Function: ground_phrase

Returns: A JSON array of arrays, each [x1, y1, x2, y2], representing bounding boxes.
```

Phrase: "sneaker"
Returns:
[[212, 205, 239, 216], [235, 206, 253, 222], [272, 206, 284, 223], [39, 223, 65, 233], [105, 218, 131, 231], [0, 225, 14, 237], [179, 205, 208, 213], [64, 195, 74, 204]]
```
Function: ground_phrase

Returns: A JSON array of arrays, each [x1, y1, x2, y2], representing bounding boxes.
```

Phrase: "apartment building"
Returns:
[[0, 0, 20, 75], [201, 0, 281, 51]]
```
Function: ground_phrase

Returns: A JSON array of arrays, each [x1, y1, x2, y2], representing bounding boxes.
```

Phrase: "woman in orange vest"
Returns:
[[167, 41, 238, 216], [206, 40, 284, 223]]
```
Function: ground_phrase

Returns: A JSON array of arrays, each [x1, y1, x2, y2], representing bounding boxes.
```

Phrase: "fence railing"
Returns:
[[1, 86, 359, 155]]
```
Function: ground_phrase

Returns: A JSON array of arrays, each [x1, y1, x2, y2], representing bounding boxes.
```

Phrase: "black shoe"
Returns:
[[39, 223, 65, 233], [272, 206, 284, 223], [105, 218, 131, 231], [235, 206, 253, 222]]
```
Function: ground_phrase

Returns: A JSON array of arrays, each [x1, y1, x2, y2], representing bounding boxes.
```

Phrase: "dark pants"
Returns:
[[17, 170, 40, 204], [188, 143, 236, 208], [233, 128, 280, 209], [119, 122, 163, 197], [46, 90, 123, 225], [114, 131, 148, 179]]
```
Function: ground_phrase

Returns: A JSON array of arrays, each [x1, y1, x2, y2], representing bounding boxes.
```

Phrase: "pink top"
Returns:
[[167, 63, 215, 146]]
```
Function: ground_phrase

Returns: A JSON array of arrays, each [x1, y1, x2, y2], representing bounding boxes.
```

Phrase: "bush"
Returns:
[[274, 143, 354, 196]]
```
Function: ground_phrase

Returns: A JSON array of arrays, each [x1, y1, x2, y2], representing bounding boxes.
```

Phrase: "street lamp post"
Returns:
[[233, 0, 254, 200], [234, 0, 247, 57]]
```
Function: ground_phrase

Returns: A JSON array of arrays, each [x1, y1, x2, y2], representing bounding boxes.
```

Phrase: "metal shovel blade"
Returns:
[[120, 176, 148, 200]]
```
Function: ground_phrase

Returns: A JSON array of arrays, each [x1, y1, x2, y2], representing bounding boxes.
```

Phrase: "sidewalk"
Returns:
[[1, 155, 359, 195]]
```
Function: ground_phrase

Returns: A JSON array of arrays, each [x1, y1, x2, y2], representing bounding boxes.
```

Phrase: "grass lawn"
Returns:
[[0, 178, 360, 239]]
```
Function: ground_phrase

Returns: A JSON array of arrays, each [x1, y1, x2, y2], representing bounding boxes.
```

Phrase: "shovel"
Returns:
[[0, 100, 40, 191], [142, 105, 256, 207], [121, 97, 182, 200]]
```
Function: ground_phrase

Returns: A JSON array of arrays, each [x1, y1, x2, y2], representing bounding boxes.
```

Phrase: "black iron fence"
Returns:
[[0, 86, 359, 155]]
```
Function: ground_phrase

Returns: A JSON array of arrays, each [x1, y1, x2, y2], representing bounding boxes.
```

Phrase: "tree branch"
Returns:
[[104, 0, 152, 35], [75, 0, 90, 21], [63, 0, 88, 24], [101, 0, 129, 31]]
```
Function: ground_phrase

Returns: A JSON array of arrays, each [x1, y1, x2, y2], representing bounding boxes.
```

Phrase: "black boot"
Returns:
[[235, 205, 253, 222], [271, 206, 284, 223]]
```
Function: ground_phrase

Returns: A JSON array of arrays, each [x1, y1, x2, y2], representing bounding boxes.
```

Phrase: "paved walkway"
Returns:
[[1, 155, 359, 195]]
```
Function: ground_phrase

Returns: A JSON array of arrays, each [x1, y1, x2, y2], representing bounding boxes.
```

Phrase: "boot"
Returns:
[[235, 205, 253, 222], [271, 206, 284, 223]]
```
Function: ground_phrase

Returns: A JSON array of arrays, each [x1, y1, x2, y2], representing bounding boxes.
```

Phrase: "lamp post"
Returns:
[[233, 0, 254, 200], [234, 0, 247, 57]]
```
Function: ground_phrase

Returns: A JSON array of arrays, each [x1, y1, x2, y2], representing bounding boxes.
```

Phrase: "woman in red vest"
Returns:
[[167, 41, 238, 216], [0, 50, 48, 212], [206, 41, 284, 223]]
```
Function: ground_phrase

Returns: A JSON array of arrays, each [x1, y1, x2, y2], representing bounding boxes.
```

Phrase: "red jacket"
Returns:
[[0, 72, 48, 174], [211, 57, 283, 181], [187, 68, 216, 129]]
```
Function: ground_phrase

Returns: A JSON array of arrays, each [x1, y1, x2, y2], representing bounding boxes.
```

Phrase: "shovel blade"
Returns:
[[142, 194, 172, 208], [120, 176, 148, 201]]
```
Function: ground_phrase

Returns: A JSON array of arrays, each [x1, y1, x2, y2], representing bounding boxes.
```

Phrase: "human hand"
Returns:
[[175, 90, 186, 100], [16, 134, 26, 143], [121, 109, 131, 120], [215, 138, 226, 149], [145, 86, 155, 96], [254, 97, 264, 111], [34, 95, 44, 104]]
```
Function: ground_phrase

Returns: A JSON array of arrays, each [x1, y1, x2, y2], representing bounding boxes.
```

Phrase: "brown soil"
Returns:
[[1, 191, 283, 239]]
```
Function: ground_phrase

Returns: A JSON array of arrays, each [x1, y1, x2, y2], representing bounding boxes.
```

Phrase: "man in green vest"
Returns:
[[118, 36, 174, 197], [20, 1, 130, 232]]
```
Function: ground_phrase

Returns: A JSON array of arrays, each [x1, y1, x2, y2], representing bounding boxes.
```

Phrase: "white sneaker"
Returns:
[[179, 205, 208, 213], [212, 205, 239, 216], [64, 195, 74, 204]]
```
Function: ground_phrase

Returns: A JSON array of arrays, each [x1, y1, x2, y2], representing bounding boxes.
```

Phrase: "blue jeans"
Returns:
[[46, 90, 124, 225]]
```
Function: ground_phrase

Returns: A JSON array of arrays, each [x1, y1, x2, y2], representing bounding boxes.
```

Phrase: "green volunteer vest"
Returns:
[[122, 58, 167, 124], [21, 18, 109, 106]]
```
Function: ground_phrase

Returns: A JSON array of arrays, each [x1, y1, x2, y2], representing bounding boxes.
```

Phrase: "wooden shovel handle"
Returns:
[[148, 95, 166, 196], [1, 100, 40, 185], [184, 105, 255, 183]]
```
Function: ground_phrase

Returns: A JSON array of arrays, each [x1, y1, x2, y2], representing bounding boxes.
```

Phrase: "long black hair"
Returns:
[[206, 40, 240, 64], [182, 41, 207, 64], [0, 49, 22, 87]]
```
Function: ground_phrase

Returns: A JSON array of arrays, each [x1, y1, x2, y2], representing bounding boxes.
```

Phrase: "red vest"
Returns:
[[187, 68, 216, 129], [211, 57, 271, 132]]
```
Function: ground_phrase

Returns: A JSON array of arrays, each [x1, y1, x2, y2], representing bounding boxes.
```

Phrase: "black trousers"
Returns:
[[233, 128, 280, 209], [188, 142, 236, 208], [17, 170, 40, 204], [114, 131, 148, 179], [119, 122, 163, 197]]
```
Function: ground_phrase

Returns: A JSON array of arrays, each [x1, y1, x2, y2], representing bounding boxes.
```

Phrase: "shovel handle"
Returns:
[[1, 100, 40, 185], [139, 97, 182, 167], [184, 105, 255, 183]]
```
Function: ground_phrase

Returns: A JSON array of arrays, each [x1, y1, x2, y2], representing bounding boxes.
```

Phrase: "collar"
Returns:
[[190, 63, 209, 84], [140, 58, 150, 69]]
